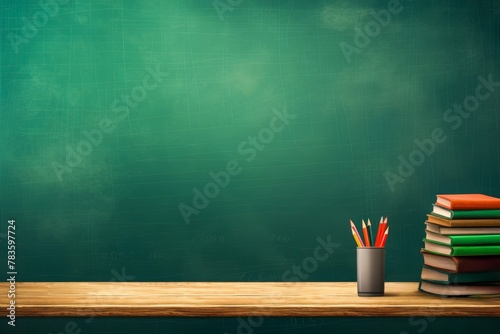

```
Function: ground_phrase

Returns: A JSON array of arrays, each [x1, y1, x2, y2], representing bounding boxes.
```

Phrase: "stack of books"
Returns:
[[419, 194, 500, 296]]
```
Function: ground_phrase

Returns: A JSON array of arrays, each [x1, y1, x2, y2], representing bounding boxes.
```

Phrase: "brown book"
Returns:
[[421, 250, 500, 273], [425, 222, 500, 235], [426, 214, 500, 227]]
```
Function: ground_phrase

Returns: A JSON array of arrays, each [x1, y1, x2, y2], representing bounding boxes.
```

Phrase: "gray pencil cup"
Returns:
[[356, 247, 385, 296]]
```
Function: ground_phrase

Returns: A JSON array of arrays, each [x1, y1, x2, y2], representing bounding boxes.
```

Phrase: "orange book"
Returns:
[[436, 194, 500, 210]]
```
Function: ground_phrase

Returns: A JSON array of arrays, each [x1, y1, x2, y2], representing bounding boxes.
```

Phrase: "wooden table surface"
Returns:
[[1, 282, 500, 317]]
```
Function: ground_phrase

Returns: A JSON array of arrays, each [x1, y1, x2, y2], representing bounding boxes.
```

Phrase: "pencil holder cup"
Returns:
[[356, 247, 385, 296]]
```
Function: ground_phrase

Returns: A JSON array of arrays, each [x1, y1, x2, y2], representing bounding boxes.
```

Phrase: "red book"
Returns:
[[436, 194, 500, 210]]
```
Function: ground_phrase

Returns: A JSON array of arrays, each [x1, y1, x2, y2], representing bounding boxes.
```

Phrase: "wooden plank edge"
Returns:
[[13, 305, 500, 317]]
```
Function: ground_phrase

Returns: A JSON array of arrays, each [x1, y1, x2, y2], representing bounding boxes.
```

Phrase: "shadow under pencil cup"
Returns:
[[356, 247, 385, 296]]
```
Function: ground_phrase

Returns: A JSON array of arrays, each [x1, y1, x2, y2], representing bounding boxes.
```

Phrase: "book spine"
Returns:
[[449, 202, 500, 210], [423, 269, 500, 284], [452, 246, 500, 256], [452, 210, 500, 219], [448, 271, 500, 283], [449, 235, 500, 246]]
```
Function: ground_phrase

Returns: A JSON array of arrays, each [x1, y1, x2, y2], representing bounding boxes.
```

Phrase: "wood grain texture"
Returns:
[[1, 282, 500, 317]]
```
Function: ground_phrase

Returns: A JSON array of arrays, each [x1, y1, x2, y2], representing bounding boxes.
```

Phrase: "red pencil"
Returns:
[[380, 226, 389, 247], [362, 220, 371, 247], [374, 216, 384, 247], [376, 217, 388, 247]]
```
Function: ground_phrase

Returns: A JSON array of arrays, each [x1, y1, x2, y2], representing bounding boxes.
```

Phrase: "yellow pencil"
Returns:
[[350, 220, 365, 247], [351, 226, 362, 247]]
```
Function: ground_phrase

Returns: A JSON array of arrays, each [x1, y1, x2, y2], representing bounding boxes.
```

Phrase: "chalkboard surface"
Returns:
[[1, 0, 500, 332]]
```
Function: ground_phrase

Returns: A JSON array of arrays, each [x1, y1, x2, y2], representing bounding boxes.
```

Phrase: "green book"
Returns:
[[421, 265, 500, 284], [419, 280, 500, 296], [425, 230, 500, 246], [423, 239, 500, 256], [432, 205, 500, 219]]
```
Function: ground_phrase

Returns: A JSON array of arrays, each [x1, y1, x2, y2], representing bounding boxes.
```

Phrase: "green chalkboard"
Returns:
[[1, 0, 500, 332]]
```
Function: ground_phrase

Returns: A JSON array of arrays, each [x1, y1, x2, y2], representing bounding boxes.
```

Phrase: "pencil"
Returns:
[[362, 219, 371, 247], [380, 217, 388, 246], [350, 220, 365, 247], [375, 216, 384, 247], [379, 217, 389, 246], [380, 226, 389, 247], [351, 226, 362, 247], [367, 218, 374, 246]]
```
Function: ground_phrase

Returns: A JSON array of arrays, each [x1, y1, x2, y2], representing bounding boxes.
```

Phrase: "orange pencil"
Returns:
[[374, 216, 384, 247], [380, 226, 389, 247], [362, 220, 371, 247], [350, 220, 365, 247]]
